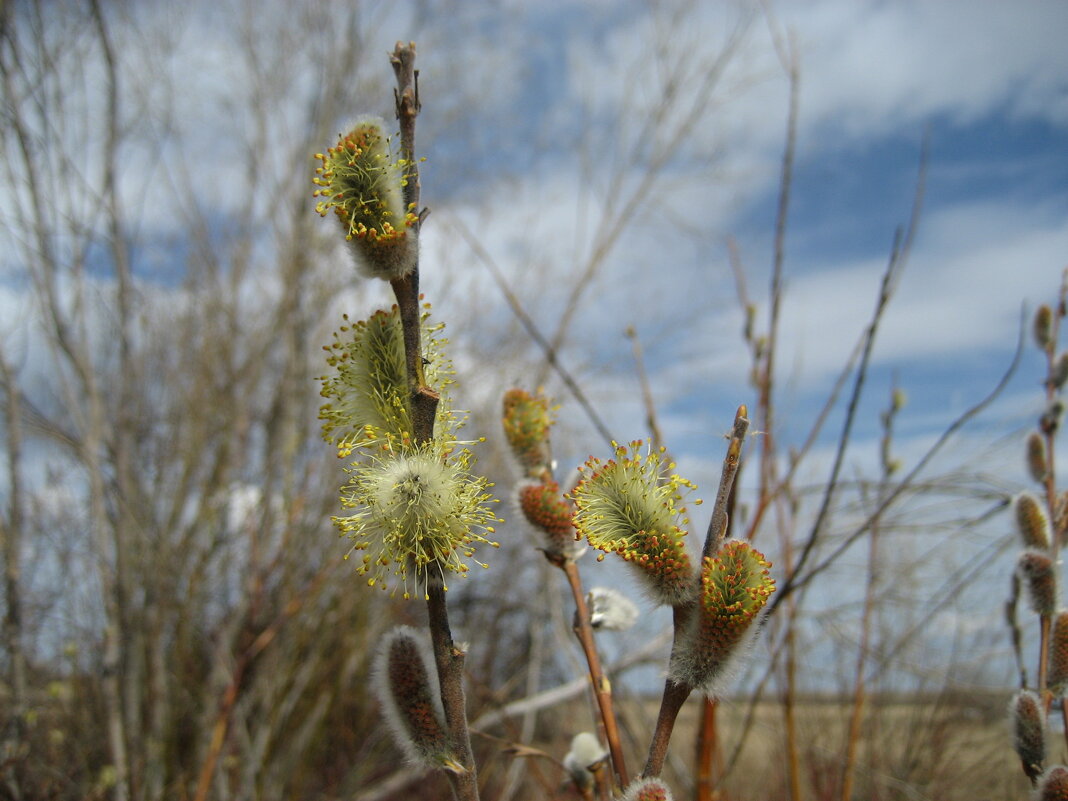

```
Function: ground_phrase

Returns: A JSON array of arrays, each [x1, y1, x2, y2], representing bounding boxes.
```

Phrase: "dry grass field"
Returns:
[[500, 691, 1033, 801]]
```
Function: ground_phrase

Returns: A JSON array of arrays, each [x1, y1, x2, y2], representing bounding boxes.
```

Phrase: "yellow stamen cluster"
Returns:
[[319, 304, 455, 457], [501, 388, 554, 479], [334, 443, 501, 600], [570, 441, 697, 606], [670, 541, 774, 695], [313, 117, 419, 279]]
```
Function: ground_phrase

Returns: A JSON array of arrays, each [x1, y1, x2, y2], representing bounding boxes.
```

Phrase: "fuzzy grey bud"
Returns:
[[1012, 690, 1045, 780]]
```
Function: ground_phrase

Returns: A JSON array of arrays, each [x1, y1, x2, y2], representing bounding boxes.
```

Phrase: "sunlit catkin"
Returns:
[[1028, 432, 1050, 484], [333, 444, 501, 599], [1050, 613, 1068, 697], [501, 388, 554, 480], [372, 626, 464, 773], [571, 441, 697, 606], [1015, 492, 1052, 550], [669, 541, 775, 695], [313, 117, 418, 280], [319, 305, 455, 456], [1017, 550, 1058, 617]]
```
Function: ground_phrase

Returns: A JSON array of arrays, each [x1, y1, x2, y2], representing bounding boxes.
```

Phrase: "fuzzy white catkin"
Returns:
[[563, 732, 607, 791], [567, 732, 607, 767], [587, 586, 639, 631]]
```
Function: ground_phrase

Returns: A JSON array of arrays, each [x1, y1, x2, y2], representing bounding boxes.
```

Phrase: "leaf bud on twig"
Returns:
[[587, 586, 639, 631], [1053, 352, 1068, 390], [563, 732, 608, 793]]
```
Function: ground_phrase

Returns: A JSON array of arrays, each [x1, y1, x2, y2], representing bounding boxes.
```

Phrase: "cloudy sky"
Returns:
[[404, 0, 1068, 482], [3, 0, 1067, 690]]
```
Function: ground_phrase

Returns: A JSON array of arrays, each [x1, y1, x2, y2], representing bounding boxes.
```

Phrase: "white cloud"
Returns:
[[757, 197, 1068, 388], [782, 0, 1068, 137]]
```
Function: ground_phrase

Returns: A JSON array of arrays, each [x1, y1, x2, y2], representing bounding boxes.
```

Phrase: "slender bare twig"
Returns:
[[0, 353, 26, 801], [626, 325, 666, 454], [559, 560, 629, 788], [450, 215, 616, 447], [840, 386, 899, 801], [769, 314, 1023, 614], [768, 135, 931, 614]]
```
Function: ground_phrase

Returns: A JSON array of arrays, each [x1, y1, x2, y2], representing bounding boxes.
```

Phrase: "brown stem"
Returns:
[[1062, 697, 1068, 757], [560, 560, 629, 788], [426, 583, 480, 801], [643, 678, 692, 778], [1039, 614, 1051, 701], [694, 698, 724, 801]]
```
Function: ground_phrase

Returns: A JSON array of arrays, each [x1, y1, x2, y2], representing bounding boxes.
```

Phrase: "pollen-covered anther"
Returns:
[[501, 388, 555, 478], [570, 441, 697, 606], [669, 541, 775, 696], [516, 479, 575, 557], [312, 116, 418, 280], [334, 445, 500, 598]]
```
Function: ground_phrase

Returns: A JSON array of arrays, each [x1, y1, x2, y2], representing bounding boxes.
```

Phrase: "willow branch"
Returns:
[[389, 41, 478, 801]]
